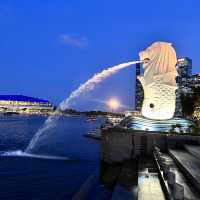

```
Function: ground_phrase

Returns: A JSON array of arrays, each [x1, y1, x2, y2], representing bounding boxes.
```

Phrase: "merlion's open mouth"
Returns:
[[139, 51, 150, 64], [143, 58, 150, 63]]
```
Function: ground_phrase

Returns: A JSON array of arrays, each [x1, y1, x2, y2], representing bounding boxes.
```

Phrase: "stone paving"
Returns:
[[138, 167, 165, 200], [138, 157, 166, 200]]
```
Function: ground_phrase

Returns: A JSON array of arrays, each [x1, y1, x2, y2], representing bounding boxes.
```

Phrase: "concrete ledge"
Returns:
[[154, 153, 173, 200]]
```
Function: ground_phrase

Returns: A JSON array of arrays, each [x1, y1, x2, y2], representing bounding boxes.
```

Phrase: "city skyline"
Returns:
[[0, 0, 200, 109]]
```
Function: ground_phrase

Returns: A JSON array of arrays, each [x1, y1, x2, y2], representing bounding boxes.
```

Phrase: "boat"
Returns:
[[83, 128, 101, 140], [83, 133, 101, 140], [86, 116, 97, 122], [3, 111, 19, 116]]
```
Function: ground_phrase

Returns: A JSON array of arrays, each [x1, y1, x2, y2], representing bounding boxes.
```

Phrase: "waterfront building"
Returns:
[[177, 57, 192, 77], [135, 63, 144, 112], [175, 56, 200, 118], [190, 73, 200, 89], [176, 58, 200, 92], [175, 57, 193, 117], [0, 95, 54, 115], [176, 57, 192, 93]]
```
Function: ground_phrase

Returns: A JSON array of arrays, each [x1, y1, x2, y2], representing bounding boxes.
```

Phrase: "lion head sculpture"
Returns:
[[139, 42, 177, 86], [138, 42, 178, 120]]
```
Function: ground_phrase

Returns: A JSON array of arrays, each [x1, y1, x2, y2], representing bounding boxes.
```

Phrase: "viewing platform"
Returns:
[[127, 116, 193, 133]]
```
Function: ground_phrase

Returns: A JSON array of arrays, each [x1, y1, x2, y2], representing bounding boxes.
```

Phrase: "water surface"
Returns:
[[0, 115, 103, 200]]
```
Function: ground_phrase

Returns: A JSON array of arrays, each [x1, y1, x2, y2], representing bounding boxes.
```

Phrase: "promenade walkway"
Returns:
[[138, 158, 165, 200]]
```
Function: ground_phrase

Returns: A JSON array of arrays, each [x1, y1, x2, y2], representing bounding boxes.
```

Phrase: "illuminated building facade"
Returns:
[[174, 57, 192, 117], [190, 73, 200, 89], [135, 63, 144, 112], [0, 95, 54, 115], [175, 57, 200, 118], [176, 57, 192, 93]]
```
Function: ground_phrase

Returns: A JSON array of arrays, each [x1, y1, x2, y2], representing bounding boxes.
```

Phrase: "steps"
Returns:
[[154, 148, 200, 200], [184, 145, 200, 159], [169, 149, 200, 192]]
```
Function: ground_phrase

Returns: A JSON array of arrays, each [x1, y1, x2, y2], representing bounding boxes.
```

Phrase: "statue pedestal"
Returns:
[[128, 116, 193, 133]]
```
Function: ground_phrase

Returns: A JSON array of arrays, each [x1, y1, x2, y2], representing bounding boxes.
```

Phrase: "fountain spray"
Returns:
[[25, 60, 142, 152]]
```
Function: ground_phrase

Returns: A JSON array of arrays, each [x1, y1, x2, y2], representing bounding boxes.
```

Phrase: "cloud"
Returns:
[[59, 34, 88, 48]]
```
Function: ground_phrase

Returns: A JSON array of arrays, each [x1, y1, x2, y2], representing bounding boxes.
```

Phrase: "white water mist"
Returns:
[[26, 60, 142, 152]]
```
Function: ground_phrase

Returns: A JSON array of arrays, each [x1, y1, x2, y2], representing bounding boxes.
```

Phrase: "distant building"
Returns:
[[135, 63, 144, 112], [0, 95, 54, 115], [177, 57, 192, 76], [176, 57, 192, 93], [175, 57, 193, 117], [175, 56, 200, 119], [190, 73, 200, 89]]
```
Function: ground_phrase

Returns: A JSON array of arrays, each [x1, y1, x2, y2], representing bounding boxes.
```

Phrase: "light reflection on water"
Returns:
[[0, 115, 103, 200]]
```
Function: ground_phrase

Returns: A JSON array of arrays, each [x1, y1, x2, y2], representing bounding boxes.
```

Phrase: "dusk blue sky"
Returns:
[[0, 0, 199, 111]]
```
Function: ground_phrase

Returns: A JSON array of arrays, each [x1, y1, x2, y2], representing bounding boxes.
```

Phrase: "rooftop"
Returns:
[[0, 95, 50, 103]]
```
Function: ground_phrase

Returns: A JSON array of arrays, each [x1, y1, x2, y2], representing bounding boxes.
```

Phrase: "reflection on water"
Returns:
[[100, 160, 138, 197], [0, 115, 103, 200], [0, 115, 139, 200], [0, 150, 70, 160]]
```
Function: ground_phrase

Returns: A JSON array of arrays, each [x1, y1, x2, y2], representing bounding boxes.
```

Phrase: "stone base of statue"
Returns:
[[128, 116, 193, 133]]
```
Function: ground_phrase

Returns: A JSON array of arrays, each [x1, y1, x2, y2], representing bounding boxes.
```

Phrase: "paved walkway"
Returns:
[[138, 158, 165, 200], [138, 172, 165, 200]]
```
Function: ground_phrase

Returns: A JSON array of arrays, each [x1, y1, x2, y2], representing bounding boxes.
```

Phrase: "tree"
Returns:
[[193, 98, 200, 121]]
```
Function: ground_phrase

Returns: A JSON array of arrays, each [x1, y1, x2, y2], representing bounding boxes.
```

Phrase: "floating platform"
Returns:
[[83, 128, 102, 140], [83, 132, 101, 140]]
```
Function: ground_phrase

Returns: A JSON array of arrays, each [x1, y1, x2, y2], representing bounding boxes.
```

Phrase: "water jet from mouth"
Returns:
[[25, 60, 142, 153]]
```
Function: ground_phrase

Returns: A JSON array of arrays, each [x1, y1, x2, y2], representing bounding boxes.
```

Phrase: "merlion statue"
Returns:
[[138, 42, 177, 120]]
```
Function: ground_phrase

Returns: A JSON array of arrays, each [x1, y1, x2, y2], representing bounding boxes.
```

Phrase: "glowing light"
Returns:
[[107, 98, 120, 111]]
